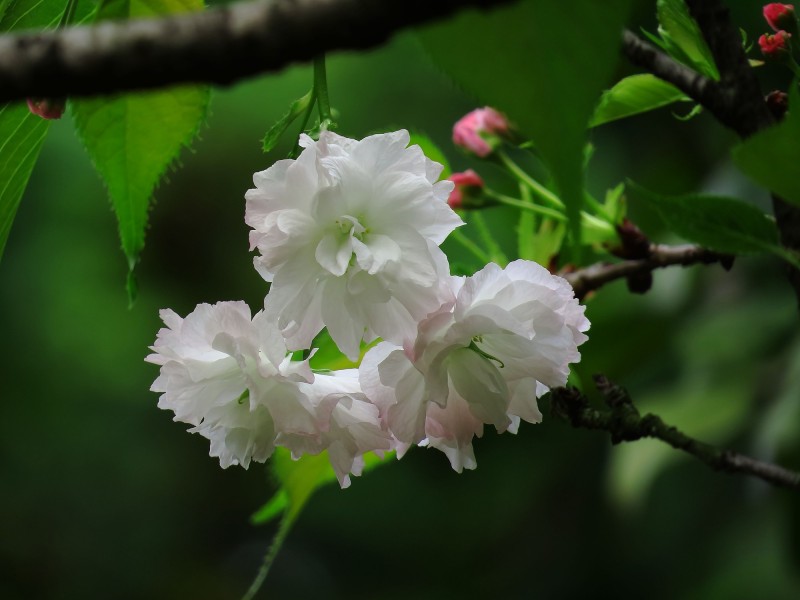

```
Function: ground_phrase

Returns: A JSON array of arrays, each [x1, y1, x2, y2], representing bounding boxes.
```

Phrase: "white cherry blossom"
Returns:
[[146, 301, 318, 468], [360, 260, 589, 471], [282, 370, 393, 488], [245, 130, 463, 360]]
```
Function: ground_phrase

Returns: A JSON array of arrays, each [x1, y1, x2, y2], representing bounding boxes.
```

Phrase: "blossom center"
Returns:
[[335, 214, 368, 241]]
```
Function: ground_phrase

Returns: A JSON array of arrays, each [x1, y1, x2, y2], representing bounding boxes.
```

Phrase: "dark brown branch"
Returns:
[[550, 375, 800, 490], [0, 0, 517, 102], [623, 2, 800, 305], [562, 243, 726, 300], [620, 29, 732, 126]]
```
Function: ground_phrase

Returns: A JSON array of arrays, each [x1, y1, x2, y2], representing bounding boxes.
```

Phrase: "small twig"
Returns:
[[550, 375, 800, 490], [562, 243, 726, 300]]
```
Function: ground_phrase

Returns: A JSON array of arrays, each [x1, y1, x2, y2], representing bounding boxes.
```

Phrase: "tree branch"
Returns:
[[562, 243, 727, 300], [620, 30, 734, 130], [550, 375, 800, 490], [0, 0, 517, 102], [622, 3, 800, 305]]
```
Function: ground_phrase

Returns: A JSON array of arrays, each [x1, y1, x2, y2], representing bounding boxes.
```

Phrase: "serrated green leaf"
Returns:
[[591, 74, 689, 127], [418, 0, 632, 252], [0, 105, 50, 261], [631, 183, 799, 267], [262, 89, 313, 153], [71, 0, 209, 302], [733, 84, 800, 209], [656, 0, 719, 79], [408, 131, 451, 179], [0, 0, 99, 264]]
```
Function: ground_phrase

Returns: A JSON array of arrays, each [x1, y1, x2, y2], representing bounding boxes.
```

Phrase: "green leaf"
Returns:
[[631, 183, 800, 267], [0, 0, 99, 263], [251, 448, 395, 525], [0, 105, 50, 261], [71, 0, 210, 303], [604, 182, 627, 225], [418, 0, 632, 251], [733, 84, 800, 209], [656, 0, 719, 79], [591, 74, 689, 127], [262, 89, 313, 153], [408, 131, 450, 179]]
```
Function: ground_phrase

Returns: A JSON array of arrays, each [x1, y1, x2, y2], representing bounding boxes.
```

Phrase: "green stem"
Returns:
[[449, 228, 492, 264], [484, 188, 567, 222], [314, 55, 332, 125], [516, 183, 536, 261], [241, 514, 296, 600], [497, 150, 564, 209], [471, 212, 508, 265]]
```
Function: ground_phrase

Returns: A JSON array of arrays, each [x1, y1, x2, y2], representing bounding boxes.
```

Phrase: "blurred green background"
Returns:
[[2, 4, 800, 599]]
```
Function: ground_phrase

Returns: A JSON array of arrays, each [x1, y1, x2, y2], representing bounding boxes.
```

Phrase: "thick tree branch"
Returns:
[[0, 0, 517, 102], [563, 243, 727, 300], [550, 375, 800, 490]]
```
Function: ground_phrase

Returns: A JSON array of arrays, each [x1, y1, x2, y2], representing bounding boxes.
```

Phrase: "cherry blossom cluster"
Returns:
[[147, 129, 589, 487]]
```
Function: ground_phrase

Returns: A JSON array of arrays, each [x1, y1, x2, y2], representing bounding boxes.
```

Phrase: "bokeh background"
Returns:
[[2, 2, 800, 599]]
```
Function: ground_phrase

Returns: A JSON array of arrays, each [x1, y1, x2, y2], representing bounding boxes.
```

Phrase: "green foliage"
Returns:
[[71, 0, 210, 304], [631, 183, 799, 267], [418, 0, 632, 251], [654, 0, 719, 79], [262, 89, 313, 153], [0, 107, 50, 262], [252, 448, 394, 525], [591, 74, 689, 127], [0, 0, 97, 263], [733, 85, 800, 209]]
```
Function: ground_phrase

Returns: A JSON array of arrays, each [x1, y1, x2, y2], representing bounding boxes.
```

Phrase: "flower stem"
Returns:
[[314, 55, 333, 127], [515, 183, 536, 261], [241, 514, 295, 600], [497, 150, 564, 209], [484, 188, 567, 222], [471, 212, 508, 266], [449, 228, 492, 264]]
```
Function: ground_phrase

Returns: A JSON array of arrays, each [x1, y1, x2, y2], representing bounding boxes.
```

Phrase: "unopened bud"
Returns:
[[27, 98, 65, 120], [447, 169, 485, 209], [452, 107, 511, 158], [759, 30, 792, 60], [765, 90, 789, 119], [764, 3, 797, 33]]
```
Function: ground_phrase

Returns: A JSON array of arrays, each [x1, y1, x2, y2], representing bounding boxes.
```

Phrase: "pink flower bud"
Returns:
[[452, 107, 510, 158], [759, 30, 792, 60], [764, 3, 796, 33], [26, 98, 65, 120], [447, 169, 484, 209]]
